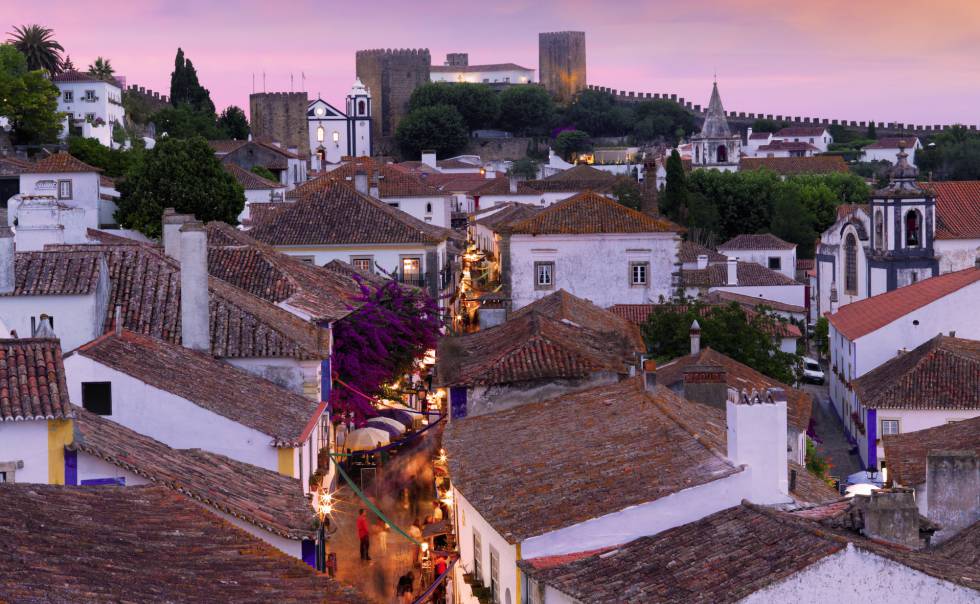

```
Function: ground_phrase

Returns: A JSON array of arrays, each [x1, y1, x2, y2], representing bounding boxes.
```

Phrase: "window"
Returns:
[[318, 413, 330, 451], [57, 179, 72, 200], [716, 144, 728, 163], [844, 234, 858, 295], [85, 113, 95, 122], [881, 419, 901, 436], [490, 547, 500, 603], [534, 261, 554, 290], [425, 202, 432, 214], [294, 255, 315, 265], [350, 257, 374, 274], [630, 261, 648, 286], [387, 202, 400, 209], [82, 382, 112, 415], [316, 126, 324, 143], [63, 90, 73, 103], [768, 257, 781, 270], [909, 271, 918, 284], [358, 100, 366, 114], [905, 210, 921, 248], [84, 89, 96, 101], [332, 130, 340, 143], [874, 211, 884, 250], [472, 531, 483, 582]]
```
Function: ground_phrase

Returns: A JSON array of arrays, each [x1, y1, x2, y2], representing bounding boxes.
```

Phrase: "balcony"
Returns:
[[394, 272, 426, 289]]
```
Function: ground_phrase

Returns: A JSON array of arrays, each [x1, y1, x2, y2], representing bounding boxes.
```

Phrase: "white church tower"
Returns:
[[307, 79, 373, 170], [691, 81, 741, 172], [345, 78, 372, 159]]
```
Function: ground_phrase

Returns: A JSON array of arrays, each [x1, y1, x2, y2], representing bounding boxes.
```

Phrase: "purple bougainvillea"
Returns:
[[331, 278, 443, 425]]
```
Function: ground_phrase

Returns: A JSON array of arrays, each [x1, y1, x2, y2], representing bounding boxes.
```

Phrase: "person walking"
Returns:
[[357, 508, 371, 561], [378, 522, 389, 555]]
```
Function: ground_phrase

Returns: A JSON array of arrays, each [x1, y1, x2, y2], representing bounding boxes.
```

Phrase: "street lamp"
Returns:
[[313, 490, 338, 574]]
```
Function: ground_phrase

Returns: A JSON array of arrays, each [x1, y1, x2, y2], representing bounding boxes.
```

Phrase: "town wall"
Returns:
[[539, 31, 586, 103], [249, 92, 310, 159], [355, 49, 431, 143]]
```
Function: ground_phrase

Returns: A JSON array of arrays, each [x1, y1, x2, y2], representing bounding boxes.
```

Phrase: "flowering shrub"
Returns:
[[331, 278, 443, 424]]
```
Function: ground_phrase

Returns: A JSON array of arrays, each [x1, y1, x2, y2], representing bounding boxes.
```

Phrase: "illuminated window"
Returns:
[[332, 131, 340, 143], [351, 257, 373, 274], [316, 126, 324, 142]]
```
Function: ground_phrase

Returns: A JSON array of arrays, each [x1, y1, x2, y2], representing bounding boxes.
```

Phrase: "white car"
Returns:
[[802, 357, 825, 384]]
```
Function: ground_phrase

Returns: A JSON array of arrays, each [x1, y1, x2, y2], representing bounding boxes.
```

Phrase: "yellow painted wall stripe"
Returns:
[[515, 542, 522, 604], [277, 447, 295, 477], [47, 419, 73, 485]]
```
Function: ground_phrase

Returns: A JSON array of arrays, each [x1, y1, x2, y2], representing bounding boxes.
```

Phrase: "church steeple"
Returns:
[[691, 80, 740, 168], [700, 81, 732, 139]]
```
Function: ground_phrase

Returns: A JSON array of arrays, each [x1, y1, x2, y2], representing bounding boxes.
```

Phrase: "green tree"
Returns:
[[611, 177, 642, 210], [770, 186, 818, 258], [814, 317, 830, 359], [408, 82, 498, 131], [6, 25, 64, 73], [116, 136, 244, 237], [660, 149, 688, 221], [87, 56, 114, 81], [918, 126, 980, 180], [507, 158, 538, 180], [750, 118, 786, 133], [169, 48, 215, 114], [68, 136, 137, 178], [61, 55, 75, 71], [217, 106, 250, 139], [687, 168, 783, 240], [632, 100, 697, 143], [395, 105, 469, 158], [498, 85, 555, 136], [0, 45, 62, 145], [866, 121, 877, 140], [686, 191, 720, 234], [251, 165, 276, 182], [554, 129, 592, 161], [152, 105, 222, 139], [564, 89, 631, 137]]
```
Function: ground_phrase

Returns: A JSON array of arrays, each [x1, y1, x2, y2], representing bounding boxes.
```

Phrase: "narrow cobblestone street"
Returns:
[[802, 382, 863, 483]]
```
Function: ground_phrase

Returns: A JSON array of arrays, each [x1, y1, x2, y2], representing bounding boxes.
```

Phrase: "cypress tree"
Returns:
[[660, 149, 688, 221]]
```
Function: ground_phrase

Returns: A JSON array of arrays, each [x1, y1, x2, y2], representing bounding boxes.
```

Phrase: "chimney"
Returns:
[[925, 450, 980, 544], [726, 387, 789, 502], [353, 169, 369, 195], [484, 166, 495, 179], [33, 314, 56, 338], [421, 150, 437, 169], [0, 225, 14, 295], [726, 256, 738, 286], [690, 319, 701, 356], [852, 489, 923, 549], [113, 305, 123, 336], [697, 254, 708, 270], [162, 209, 192, 259], [179, 221, 210, 352], [509, 176, 518, 194], [683, 364, 727, 410], [642, 359, 657, 392], [369, 169, 380, 198]]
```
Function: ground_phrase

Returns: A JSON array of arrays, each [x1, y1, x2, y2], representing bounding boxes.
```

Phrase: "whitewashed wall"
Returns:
[[0, 292, 102, 352], [0, 421, 49, 483], [383, 195, 453, 229], [936, 238, 980, 273], [709, 283, 806, 308], [720, 248, 796, 281], [454, 488, 520, 604]]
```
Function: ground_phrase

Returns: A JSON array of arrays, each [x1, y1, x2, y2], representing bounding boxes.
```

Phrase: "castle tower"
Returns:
[[690, 81, 740, 171], [539, 31, 586, 103], [355, 48, 431, 145], [249, 92, 310, 159], [345, 78, 372, 158]]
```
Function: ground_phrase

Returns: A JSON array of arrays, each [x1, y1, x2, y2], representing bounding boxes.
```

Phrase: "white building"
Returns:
[[826, 267, 980, 469], [307, 79, 372, 170], [717, 233, 797, 281], [224, 163, 286, 223], [681, 255, 806, 309], [744, 128, 773, 155], [690, 81, 741, 172], [52, 71, 125, 148], [505, 191, 681, 310], [861, 137, 922, 166], [745, 140, 819, 158], [771, 126, 833, 153], [430, 54, 533, 85]]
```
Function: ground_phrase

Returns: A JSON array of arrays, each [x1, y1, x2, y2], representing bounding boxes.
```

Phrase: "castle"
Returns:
[[249, 92, 310, 159], [539, 31, 587, 103], [355, 48, 431, 145]]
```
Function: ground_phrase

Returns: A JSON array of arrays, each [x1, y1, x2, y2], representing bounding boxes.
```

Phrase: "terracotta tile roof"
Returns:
[[0, 483, 368, 603], [920, 180, 980, 240], [507, 190, 680, 235], [543, 164, 617, 183], [655, 348, 813, 433], [681, 261, 799, 287], [294, 163, 444, 199], [420, 172, 494, 193], [468, 178, 543, 197], [611, 301, 801, 338], [250, 180, 452, 246], [740, 156, 849, 175], [836, 203, 869, 221], [718, 233, 795, 251], [853, 335, 980, 410], [28, 151, 101, 174], [0, 250, 106, 296], [0, 156, 31, 176], [472, 202, 542, 230], [706, 290, 807, 315], [863, 137, 920, 150], [678, 240, 726, 263], [796, 258, 815, 271], [0, 338, 72, 422], [253, 140, 302, 159], [757, 141, 820, 152], [208, 139, 249, 155], [828, 268, 980, 341], [323, 259, 387, 286], [775, 126, 828, 137], [519, 504, 845, 603], [99, 174, 116, 188], [522, 178, 616, 193], [511, 289, 647, 353], [789, 463, 842, 504], [748, 132, 772, 140], [43, 243, 326, 359], [445, 378, 741, 542], [883, 415, 980, 487], [934, 518, 980, 569], [51, 69, 119, 86], [436, 157, 481, 169], [224, 163, 283, 190], [71, 408, 317, 539], [205, 222, 361, 322], [436, 310, 635, 388], [75, 330, 321, 445], [431, 62, 533, 73]]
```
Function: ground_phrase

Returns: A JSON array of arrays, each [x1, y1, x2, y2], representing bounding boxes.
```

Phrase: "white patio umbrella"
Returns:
[[344, 427, 390, 452], [367, 416, 407, 435]]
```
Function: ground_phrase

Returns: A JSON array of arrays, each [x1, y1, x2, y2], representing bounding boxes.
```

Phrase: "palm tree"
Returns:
[[88, 56, 114, 81], [6, 24, 64, 73]]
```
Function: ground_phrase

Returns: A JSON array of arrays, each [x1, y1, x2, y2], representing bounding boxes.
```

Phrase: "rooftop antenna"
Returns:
[[290, 73, 294, 92], [302, 71, 306, 91], [262, 71, 266, 92], [251, 73, 255, 94]]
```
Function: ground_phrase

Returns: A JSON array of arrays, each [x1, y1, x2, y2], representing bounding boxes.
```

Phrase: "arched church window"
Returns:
[[358, 100, 366, 114], [844, 234, 858, 295], [695, 145, 700, 163], [905, 210, 921, 248], [716, 144, 728, 163], [332, 131, 340, 143], [874, 211, 884, 250], [316, 126, 324, 143]]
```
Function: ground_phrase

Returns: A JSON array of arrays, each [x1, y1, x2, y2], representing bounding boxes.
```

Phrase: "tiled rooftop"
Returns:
[[774, 126, 828, 137], [507, 190, 680, 235], [681, 261, 799, 287], [883, 415, 980, 487], [444, 378, 740, 542], [0, 338, 72, 422], [678, 240, 726, 264], [718, 233, 795, 251], [922, 180, 980, 240], [706, 290, 806, 315], [542, 164, 617, 183], [511, 289, 646, 353], [863, 137, 920, 150], [0, 483, 367, 603], [224, 162, 283, 190], [740, 156, 849, 175], [828, 268, 980, 341], [28, 151, 101, 174], [468, 178, 543, 197], [75, 330, 322, 445], [1, 251, 106, 297], [472, 202, 542, 230]]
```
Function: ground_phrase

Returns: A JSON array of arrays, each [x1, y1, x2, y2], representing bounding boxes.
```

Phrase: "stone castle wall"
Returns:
[[249, 92, 309, 158], [356, 48, 431, 144], [539, 31, 586, 103], [125, 84, 171, 114]]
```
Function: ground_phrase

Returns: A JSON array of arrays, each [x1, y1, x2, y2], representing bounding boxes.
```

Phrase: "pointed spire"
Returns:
[[698, 81, 732, 139]]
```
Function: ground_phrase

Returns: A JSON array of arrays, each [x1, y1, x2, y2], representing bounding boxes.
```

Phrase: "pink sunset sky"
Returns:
[[6, 0, 979, 125]]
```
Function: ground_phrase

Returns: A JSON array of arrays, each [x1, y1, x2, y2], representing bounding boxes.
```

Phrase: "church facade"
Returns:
[[307, 79, 372, 170]]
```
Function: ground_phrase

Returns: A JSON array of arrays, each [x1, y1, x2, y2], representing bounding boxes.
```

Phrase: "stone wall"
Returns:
[[539, 31, 586, 103], [249, 92, 309, 158], [355, 48, 431, 143], [125, 84, 171, 114]]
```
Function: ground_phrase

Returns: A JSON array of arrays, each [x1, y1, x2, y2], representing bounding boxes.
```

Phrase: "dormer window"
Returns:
[[905, 210, 921, 248]]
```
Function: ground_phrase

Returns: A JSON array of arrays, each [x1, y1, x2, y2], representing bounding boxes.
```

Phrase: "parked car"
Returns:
[[802, 357, 825, 384]]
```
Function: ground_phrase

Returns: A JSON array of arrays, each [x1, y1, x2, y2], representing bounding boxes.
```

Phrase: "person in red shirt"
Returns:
[[356, 508, 371, 561]]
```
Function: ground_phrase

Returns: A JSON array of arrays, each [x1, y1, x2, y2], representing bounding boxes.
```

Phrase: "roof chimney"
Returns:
[[509, 176, 518, 194], [697, 254, 708, 270], [642, 358, 657, 392], [162, 209, 193, 259], [421, 150, 437, 169], [683, 364, 727, 410], [726, 256, 738, 286], [0, 225, 14, 295], [690, 319, 701, 356], [114, 305, 123, 336], [179, 220, 210, 352], [369, 169, 380, 198], [33, 314, 56, 338], [484, 166, 495, 179], [354, 169, 369, 195], [726, 387, 789, 503], [925, 450, 979, 544], [851, 489, 923, 549]]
